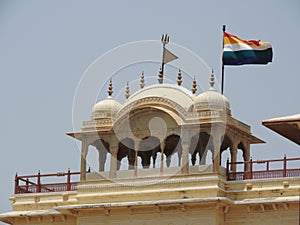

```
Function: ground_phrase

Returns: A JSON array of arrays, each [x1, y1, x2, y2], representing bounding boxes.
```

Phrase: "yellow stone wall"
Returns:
[[225, 204, 299, 225], [77, 204, 223, 225], [12, 216, 76, 225], [1, 172, 300, 225]]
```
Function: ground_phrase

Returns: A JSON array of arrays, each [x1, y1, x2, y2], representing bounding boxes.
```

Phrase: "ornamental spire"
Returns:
[[125, 82, 130, 99], [177, 69, 182, 86], [158, 68, 163, 84], [210, 70, 215, 88], [107, 79, 113, 96], [192, 77, 197, 94], [140, 71, 145, 89]]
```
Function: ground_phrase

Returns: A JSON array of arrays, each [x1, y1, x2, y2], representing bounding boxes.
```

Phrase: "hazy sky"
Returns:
[[0, 0, 299, 218]]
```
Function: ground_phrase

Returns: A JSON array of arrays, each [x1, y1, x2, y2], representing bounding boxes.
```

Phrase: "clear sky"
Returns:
[[0, 0, 299, 218]]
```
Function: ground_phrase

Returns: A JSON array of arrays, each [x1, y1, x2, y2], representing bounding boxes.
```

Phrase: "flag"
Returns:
[[163, 47, 178, 64], [223, 32, 273, 65]]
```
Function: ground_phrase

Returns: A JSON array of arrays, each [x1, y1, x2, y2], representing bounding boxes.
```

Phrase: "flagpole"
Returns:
[[161, 45, 165, 81], [221, 25, 226, 94], [160, 34, 169, 84]]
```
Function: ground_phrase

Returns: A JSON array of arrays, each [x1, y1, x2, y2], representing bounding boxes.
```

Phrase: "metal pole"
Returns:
[[161, 44, 165, 77], [14, 173, 18, 194], [67, 168, 71, 191], [298, 188, 300, 225], [250, 158, 253, 179], [37, 170, 41, 193], [221, 25, 226, 94], [26, 178, 29, 193], [159, 34, 169, 84], [283, 155, 287, 177], [226, 158, 229, 180]]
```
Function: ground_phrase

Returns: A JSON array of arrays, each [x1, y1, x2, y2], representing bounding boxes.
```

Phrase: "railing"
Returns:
[[227, 156, 300, 181], [14, 157, 300, 193], [15, 170, 80, 194]]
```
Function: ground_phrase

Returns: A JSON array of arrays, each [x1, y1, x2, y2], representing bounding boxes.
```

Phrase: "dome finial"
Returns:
[[210, 70, 215, 88], [125, 82, 130, 99], [177, 69, 182, 86], [140, 71, 145, 89], [108, 79, 113, 96], [158, 68, 163, 84], [192, 77, 197, 94]]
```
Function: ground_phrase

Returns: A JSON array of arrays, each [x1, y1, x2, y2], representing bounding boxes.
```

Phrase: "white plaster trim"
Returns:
[[78, 174, 222, 190], [226, 176, 300, 184], [12, 191, 77, 198], [0, 210, 61, 218], [55, 196, 300, 211], [55, 197, 232, 210]]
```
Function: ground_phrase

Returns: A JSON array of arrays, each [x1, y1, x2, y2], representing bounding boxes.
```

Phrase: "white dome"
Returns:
[[91, 96, 122, 119], [195, 87, 230, 113], [123, 84, 195, 111]]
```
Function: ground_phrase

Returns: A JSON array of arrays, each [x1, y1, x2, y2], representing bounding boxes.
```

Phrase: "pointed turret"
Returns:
[[192, 77, 197, 94], [177, 69, 182, 86], [108, 79, 113, 96], [125, 82, 130, 99], [140, 71, 145, 89]]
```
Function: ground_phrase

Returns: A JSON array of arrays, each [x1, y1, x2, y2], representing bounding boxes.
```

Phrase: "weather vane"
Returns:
[[161, 34, 170, 45], [158, 34, 178, 84]]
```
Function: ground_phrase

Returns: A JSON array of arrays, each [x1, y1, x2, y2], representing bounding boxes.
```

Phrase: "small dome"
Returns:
[[91, 96, 122, 119], [193, 71, 230, 114], [195, 87, 230, 113]]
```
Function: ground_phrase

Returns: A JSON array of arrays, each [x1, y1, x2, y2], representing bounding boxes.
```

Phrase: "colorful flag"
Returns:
[[163, 47, 178, 64], [223, 32, 273, 65]]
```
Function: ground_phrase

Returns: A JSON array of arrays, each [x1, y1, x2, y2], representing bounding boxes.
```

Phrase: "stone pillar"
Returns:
[[230, 139, 239, 172], [160, 141, 165, 175], [109, 145, 118, 179], [212, 129, 222, 173], [80, 135, 89, 181], [200, 149, 207, 165], [181, 143, 189, 174], [98, 148, 107, 172], [181, 128, 190, 174], [200, 140, 207, 165], [243, 142, 251, 172], [134, 140, 139, 177]]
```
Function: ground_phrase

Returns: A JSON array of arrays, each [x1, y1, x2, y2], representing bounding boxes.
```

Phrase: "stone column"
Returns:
[[134, 140, 139, 177], [230, 139, 239, 172], [98, 147, 107, 172], [199, 140, 207, 165], [243, 142, 251, 172], [200, 149, 207, 165], [109, 145, 118, 179], [181, 143, 189, 174], [212, 129, 222, 173], [181, 128, 190, 174], [80, 135, 89, 181], [160, 141, 165, 175]]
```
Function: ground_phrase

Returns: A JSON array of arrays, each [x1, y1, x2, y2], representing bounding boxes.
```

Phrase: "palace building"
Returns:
[[0, 60, 299, 224]]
